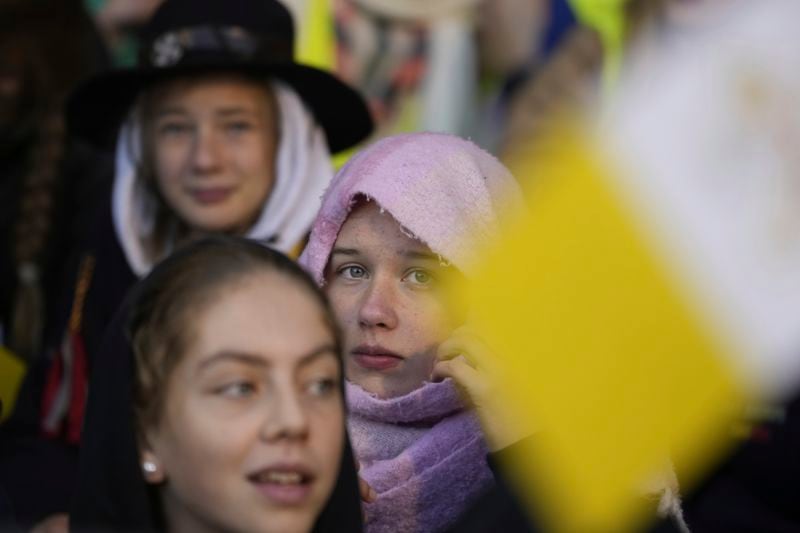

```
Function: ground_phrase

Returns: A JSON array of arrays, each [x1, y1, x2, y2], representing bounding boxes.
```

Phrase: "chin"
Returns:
[[351, 375, 422, 399], [184, 215, 246, 235], [258, 508, 317, 533]]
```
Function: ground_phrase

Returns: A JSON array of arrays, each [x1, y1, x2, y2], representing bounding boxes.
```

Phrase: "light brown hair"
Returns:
[[127, 236, 341, 435]]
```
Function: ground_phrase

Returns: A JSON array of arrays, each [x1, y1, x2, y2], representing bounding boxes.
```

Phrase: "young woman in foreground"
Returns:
[[70, 237, 363, 532], [300, 132, 525, 532]]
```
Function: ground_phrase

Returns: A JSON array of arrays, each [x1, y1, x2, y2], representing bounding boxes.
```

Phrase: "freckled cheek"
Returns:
[[327, 289, 359, 332], [403, 302, 453, 350]]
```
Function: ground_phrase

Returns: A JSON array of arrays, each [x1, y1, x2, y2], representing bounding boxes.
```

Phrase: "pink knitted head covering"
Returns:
[[299, 132, 523, 284]]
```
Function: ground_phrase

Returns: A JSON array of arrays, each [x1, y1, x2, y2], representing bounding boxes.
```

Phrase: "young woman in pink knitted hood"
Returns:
[[299, 132, 525, 533]]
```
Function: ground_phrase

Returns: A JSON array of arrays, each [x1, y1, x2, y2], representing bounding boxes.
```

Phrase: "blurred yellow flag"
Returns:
[[0, 345, 26, 422], [459, 125, 748, 532]]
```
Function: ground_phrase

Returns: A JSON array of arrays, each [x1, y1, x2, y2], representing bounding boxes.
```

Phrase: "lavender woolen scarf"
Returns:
[[347, 379, 494, 533]]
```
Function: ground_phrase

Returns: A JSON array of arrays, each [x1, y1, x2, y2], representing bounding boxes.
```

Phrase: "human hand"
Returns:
[[433, 326, 533, 452], [356, 460, 376, 503]]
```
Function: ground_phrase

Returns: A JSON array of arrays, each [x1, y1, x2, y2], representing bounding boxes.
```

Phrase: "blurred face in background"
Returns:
[[144, 73, 279, 236], [141, 272, 344, 533], [325, 201, 460, 399]]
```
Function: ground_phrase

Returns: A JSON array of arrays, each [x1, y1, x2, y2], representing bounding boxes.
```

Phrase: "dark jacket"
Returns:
[[679, 393, 800, 532], [0, 0, 109, 359], [0, 161, 136, 528]]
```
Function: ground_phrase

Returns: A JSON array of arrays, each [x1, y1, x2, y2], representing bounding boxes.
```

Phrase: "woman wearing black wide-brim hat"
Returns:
[[69, 0, 371, 154], [62, 0, 372, 275], [0, 0, 372, 528]]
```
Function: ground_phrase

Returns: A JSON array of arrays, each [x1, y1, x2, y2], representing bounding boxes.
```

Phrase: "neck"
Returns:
[[160, 488, 223, 533]]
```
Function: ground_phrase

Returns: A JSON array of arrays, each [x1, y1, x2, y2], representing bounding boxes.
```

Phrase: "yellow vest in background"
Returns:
[[296, 0, 360, 167], [0, 346, 26, 422]]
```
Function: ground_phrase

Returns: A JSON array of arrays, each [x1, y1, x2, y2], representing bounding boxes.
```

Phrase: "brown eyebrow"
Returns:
[[198, 351, 267, 371], [198, 345, 338, 371], [331, 247, 438, 262], [330, 247, 360, 257], [402, 250, 440, 262]]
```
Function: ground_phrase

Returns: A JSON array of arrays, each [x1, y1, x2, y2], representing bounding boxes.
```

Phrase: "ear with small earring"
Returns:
[[140, 453, 165, 483]]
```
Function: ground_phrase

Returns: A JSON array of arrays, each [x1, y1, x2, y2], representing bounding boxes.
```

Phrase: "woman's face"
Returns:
[[147, 74, 278, 236], [325, 201, 459, 398], [143, 272, 343, 533]]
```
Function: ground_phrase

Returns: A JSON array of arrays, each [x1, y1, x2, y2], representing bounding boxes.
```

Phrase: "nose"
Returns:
[[358, 277, 399, 330], [259, 384, 309, 442], [191, 125, 222, 174]]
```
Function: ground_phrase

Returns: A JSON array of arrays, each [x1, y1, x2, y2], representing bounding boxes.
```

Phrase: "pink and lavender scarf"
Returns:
[[347, 379, 494, 533]]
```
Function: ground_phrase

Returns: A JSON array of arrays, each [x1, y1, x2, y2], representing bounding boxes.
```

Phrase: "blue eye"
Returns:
[[338, 265, 367, 280]]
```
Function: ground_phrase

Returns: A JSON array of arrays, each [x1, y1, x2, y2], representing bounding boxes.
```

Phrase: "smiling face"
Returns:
[[325, 201, 460, 398], [144, 74, 278, 236], [142, 272, 344, 533]]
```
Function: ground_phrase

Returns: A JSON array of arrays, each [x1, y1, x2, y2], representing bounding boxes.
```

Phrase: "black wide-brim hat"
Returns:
[[67, 0, 373, 154]]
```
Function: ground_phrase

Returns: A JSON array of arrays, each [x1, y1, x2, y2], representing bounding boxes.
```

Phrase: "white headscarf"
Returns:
[[112, 81, 333, 276]]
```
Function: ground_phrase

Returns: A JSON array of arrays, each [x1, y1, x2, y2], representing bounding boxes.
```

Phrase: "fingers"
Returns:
[[437, 326, 474, 358], [356, 460, 377, 503], [359, 476, 377, 502], [436, 326, 493, 370], [432, 355, 487, 400]]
